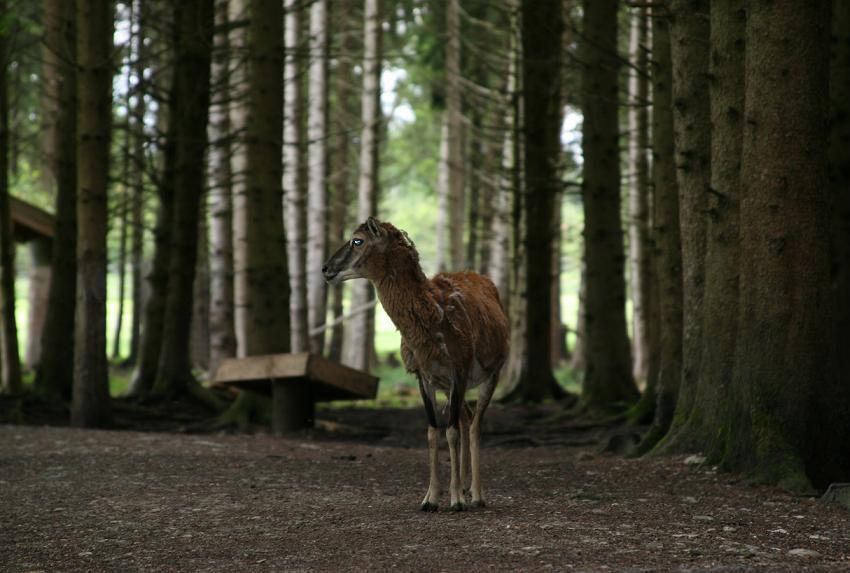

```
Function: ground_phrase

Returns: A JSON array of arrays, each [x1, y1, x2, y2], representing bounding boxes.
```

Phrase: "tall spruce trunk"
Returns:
[[343, 0, 381, 371], [728, 0, 848, 490], [501, 0, 566, 403], [662, 0, 710, 443], [0, 11, 21, 395], [328, 12, 360, 363], [306, 0, 329, 353], [234, 0, 289, 357], [151, 0, 213, 397], [663, 0, 744, 455], [130, 3, 175, 396], [71, 0, 112, 426], [627, 7, 652, 383], [283, 0, 308, 353], [830, 0, 850, 377], [445, 0, 465, 270], [638, 8, 682, 452], [36, 0, 77, 399], [208, 0, 237, 375], [579, 0, 638, 410]]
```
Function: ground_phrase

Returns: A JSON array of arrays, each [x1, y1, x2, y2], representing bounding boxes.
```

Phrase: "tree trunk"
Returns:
[[208, 0, 236, 376], [127, 0, 147, 367], [71, 0, 113, 426], [150, 0, 213, 397], [627, 6, 652, 383], [306, 0, 329, 354], [25, 239, 51, 368], [727, 0, 846, 490], [0, 14, 21, 394], [637, 9, 681, 451], [661, 0, 710, 444], [111, 109, 132, 360], [569, 262, 586, 371], [501, 0, 566, 403], [327, 9, 360, 363], [35, 0, 77, 400], [550, 201, 567, 367], [446, 0, 465, 270], [283, 0, 308, 353], [130, 2, 175, 397], [579, 0, 638, 411], [660, 0, 744, 453], [342, 0, 381, 371], [435, 115, 450, 272], [190, 212, 211, 371], [830, 0, 850, 384], [233, 0, 289, 359]]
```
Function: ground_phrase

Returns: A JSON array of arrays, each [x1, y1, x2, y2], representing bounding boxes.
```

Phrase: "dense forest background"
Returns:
[[0, 0, 848, 493]]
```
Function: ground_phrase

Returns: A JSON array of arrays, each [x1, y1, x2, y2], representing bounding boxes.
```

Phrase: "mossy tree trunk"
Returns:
[[660, 0, 744, 455], [725, 0, 847, 491], [579, 0, 638, 411], [659, 0, 711, 448], [637, 8, 681, 451]]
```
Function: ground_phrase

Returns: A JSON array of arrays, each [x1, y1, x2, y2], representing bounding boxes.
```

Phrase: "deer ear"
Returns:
[[366, 217, 384, 238]]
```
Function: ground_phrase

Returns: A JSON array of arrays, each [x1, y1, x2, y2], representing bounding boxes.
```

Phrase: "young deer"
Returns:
[[323, 217, 509, 511]]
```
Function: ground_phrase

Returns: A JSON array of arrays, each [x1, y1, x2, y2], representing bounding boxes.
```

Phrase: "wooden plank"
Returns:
[[214, 352, 310, 383], [213, 352, 379, 401], [307, 353, 378, 399], [11, 197, 55, 241]]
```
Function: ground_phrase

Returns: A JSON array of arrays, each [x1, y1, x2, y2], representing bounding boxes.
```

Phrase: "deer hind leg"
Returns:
[[460, 402, 472, 500], [469, 371, 498, 508]]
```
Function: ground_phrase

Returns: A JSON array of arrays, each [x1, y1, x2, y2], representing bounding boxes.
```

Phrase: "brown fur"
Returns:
[[324, 218, 509, 511]]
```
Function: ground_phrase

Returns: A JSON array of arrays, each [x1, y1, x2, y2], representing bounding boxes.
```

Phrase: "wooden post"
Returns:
[[272, 378, 314, 433]]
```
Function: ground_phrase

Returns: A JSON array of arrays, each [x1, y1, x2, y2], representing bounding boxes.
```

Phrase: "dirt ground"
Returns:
[[2, 404, 849, 572]]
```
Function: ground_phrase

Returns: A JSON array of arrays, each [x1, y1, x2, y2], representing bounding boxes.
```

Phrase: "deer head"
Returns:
[[322, 217, 388, 285]]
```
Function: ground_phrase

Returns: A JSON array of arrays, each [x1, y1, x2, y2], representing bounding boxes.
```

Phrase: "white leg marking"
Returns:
[[446, 425, 464, 511], [420, 425, 440, 511]]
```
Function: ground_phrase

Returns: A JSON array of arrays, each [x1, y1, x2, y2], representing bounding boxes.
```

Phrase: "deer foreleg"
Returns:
[[469, 371, 498, 508], [420, 424, 440, 511], [446, 380, 465, 511]]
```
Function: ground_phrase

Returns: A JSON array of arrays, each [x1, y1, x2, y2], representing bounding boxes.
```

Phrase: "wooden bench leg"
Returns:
[[272, 379, 315, 433]]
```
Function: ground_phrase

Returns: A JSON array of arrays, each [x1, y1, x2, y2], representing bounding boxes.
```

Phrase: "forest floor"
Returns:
[[2, 403, 849, 572]]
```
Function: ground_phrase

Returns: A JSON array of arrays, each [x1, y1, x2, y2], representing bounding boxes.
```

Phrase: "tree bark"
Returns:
[[661, 0, 744, 454], [25, 239, 52, 368], [662, 0, 710, 443], [446, 0, 465, 270], [327, 9, 360, 363], [342, 0, 381, 371], [35, 0, 77, 399], [190, 212, 211, 371], [830, 0, 850, 382], [580, 0, 638, 411], [435, 115, 450, 271], [727, 0, 845, 490], [150, 0, 213, 397], [637, 8, 681, 451], [207, 0, 237, 376], [502, 0, 567, 403], [0, 11, 21, 395], [233, 0, 289, 359], [71, 0, 113, 426], [130, 2, 175, 396], [306, 0, 329, 354], [627, 6, 652, 383], [283, 0, 308, 353]]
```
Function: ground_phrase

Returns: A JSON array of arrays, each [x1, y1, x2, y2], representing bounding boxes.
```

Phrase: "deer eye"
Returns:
[[352, 238, 364, 247]]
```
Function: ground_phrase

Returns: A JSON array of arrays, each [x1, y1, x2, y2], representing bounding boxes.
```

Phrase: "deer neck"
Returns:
[[373, 263, 441, 344]]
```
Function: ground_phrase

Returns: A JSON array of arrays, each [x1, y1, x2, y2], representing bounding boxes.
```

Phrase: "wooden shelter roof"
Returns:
[[11, 197, 54, 242]]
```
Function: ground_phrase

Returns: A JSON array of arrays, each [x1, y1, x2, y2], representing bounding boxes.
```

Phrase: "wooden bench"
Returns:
[[213, 352, 379, 433]]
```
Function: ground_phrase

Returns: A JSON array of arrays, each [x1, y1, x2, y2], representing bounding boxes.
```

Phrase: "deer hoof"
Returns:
[[470, 500, 486, 509], [451, 502, 466, 512], [420, 502, 438, 512]]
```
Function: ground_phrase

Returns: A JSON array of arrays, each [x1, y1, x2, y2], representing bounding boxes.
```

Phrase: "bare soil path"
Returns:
[[2, 406, 849, 572]]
